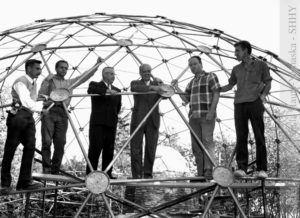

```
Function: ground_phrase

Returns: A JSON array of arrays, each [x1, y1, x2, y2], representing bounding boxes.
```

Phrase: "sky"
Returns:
[[1, 0, 280, 53], [0, 0, 285, 163]]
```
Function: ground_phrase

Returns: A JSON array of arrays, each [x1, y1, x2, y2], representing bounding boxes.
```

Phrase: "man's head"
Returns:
[[139, 64, 152, 82], [102, 67, 115, 84], [25, 59, 42, 79], [188, 56, 203, 75], [55, 60, 69, 78], [234, 40, 252, 61]]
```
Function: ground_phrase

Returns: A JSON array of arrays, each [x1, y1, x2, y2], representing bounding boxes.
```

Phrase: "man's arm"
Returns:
[[219, 84, 234, 92], [260, 80, 271, 101], [130, 80, 150, 92], [14, 82, 44, 112], [171, 80, 189, 104], [206, 91, 219, 120], [131, 80, 164, 93], [87, 81, 107, 95], [38, 74, 54, 97], [220, 68, 236, 92], [260, 62, 272, 102], [69, 57, 103, 89], [38, 75, 54, 107]]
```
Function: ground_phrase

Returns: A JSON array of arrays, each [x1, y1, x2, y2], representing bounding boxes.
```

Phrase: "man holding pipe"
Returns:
[[86, 67, 121, 179], [1, 59, 46, 192], [172, 56, 220, 180], [38, 57, 102, 174], [130, 64, 164, 179]]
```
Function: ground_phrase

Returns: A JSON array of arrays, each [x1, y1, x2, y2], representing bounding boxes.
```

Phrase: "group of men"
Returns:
[[173, 40, 271, 179], [0, 39, 272, 193], [1, 57, 102, 192]]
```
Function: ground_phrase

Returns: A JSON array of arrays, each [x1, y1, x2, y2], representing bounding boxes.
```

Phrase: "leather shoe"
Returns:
[[51, 171, 60, 175], [16, 181, 43, 191], [234, 169, 246, 178], [190, 178, 206, 183], [256, 170, 268, 179], [108, 175, 117, 179], [43, 167, 51, 174], [204, 169, 213, 180], [143, 174, 153, 179]]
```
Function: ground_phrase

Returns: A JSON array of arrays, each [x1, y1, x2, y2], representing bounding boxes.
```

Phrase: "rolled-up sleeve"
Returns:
[[209, 73, 221, 91], [261, 62, 272, 83], [184, 80, 192, 102], [38, 77, 51, 96], [14, 82, 43, 112], [228, 68, 237, 86]]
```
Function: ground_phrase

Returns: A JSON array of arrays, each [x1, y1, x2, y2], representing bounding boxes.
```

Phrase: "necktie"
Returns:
[[30, 80, 38, 100]]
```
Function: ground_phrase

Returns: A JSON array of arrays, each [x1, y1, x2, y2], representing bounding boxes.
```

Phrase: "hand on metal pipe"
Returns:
[[106, 89, 118, 95], [39, 94, 49, 101], [153, 77, 163, 84], [171, 79, 179, 88], [96, 56, 104, 64]]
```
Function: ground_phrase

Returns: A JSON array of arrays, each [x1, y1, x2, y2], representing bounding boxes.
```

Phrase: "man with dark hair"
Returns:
[[172, 56, 220, 180], [1, 59, 45, 192], [234, 40, 252, 55], [55, 60, 68, 69], [220, 40, 272, 178], [130, 64, 164, 179], [39, 57, 102, 174], [86, 67, 121, 179]]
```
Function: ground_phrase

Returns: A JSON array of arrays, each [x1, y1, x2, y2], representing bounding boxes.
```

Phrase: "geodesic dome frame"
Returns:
[[0, 13, 300, 217]]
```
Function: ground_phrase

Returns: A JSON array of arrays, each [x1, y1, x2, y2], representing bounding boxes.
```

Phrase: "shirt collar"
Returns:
[[194, 71, 206, 79], [53, 74, 65, 80], [103, 80, 111, 89], [25, 74, 34, 84], [242, 58, 255, 66], [142, 79, 151, 85]]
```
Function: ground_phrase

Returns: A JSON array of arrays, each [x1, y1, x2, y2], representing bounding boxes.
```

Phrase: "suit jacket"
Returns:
[[88, 81, 122, 127], [130, 79, 160, 129]]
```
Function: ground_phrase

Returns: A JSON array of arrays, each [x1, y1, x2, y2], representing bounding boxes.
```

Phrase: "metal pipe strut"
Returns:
[[62, 102, 94, 172], [133, 185, 217, 218], [265, 106, 300, 153], [0, 183, 85, 195], [105, 190, 167, 218], [74, 192, 92, 218], [169, 97, 216, 166], [104, 97, 162, 174], [202, 186, 220, 217]]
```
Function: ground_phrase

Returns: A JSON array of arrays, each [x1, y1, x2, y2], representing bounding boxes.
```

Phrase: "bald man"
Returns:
[[130, 64, 164, 179], [86, 67, 122, 179]]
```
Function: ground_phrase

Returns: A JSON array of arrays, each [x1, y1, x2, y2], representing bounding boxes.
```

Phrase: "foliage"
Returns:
[[1, 99, 300, 217]]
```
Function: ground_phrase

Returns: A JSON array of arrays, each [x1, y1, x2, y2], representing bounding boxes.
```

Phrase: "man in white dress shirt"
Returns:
[[1, 59, 45, 192]]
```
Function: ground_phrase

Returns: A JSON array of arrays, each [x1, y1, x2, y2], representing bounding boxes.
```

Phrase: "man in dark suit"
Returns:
[[130, 64, 164, 179], [86, 67, 122, 179]]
